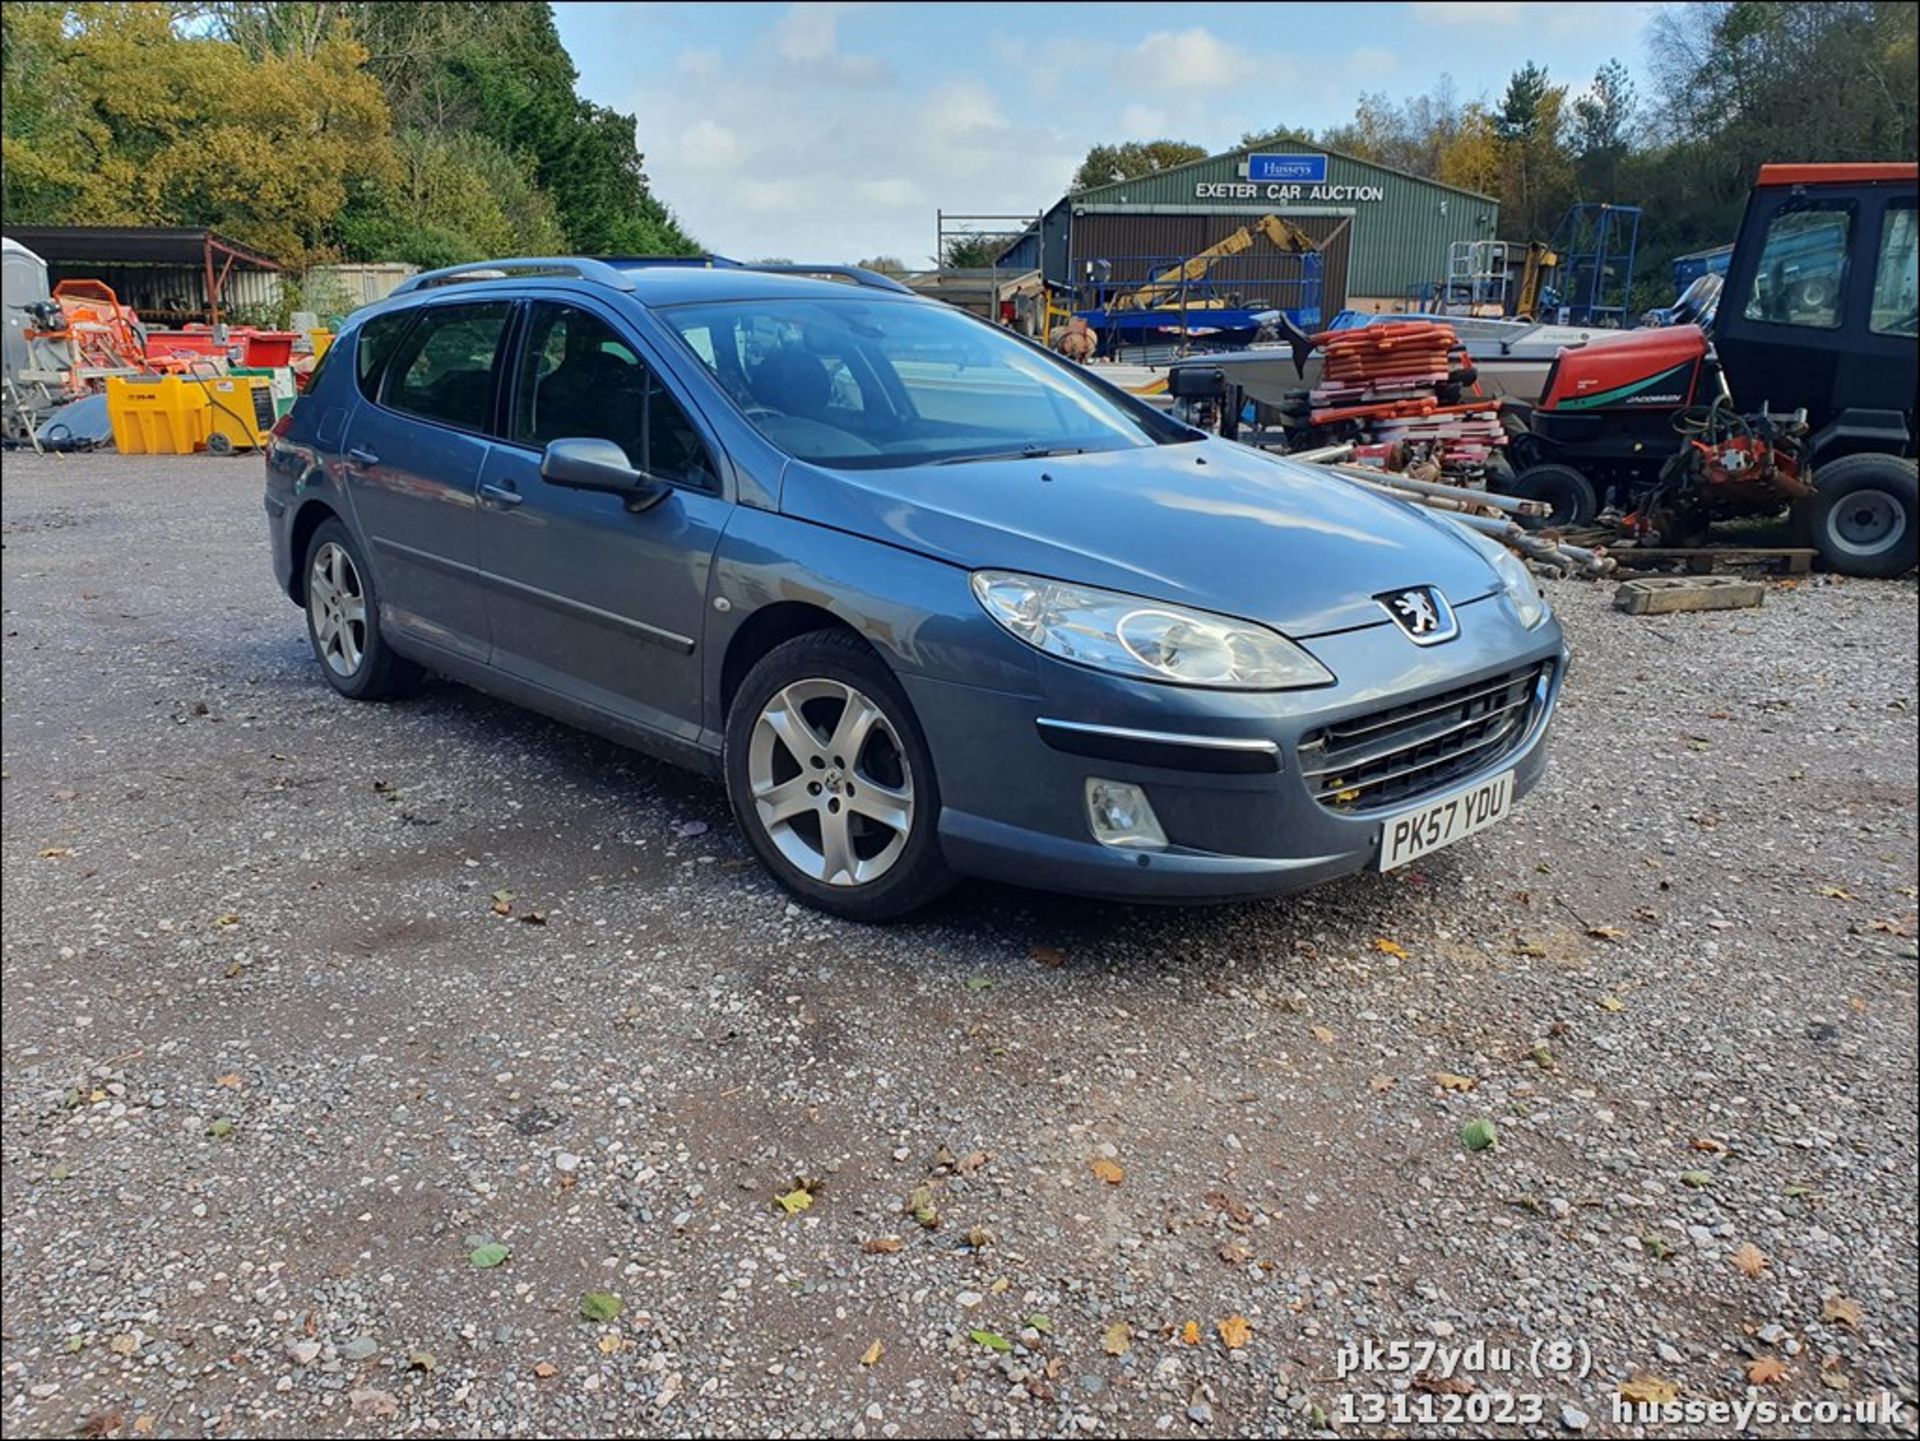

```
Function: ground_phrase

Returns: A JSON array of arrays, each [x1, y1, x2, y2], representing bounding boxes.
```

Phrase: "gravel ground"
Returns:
[[3, 452, 1916, 1440]]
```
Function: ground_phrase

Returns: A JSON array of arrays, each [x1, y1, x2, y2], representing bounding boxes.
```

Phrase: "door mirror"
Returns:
[[540, 437, 668, 509]]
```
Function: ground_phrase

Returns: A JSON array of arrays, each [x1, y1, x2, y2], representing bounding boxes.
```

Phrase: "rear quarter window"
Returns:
[[354, 309, 416, 403]]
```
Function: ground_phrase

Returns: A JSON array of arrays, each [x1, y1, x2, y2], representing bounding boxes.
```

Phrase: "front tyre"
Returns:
[[302, 518, 422, 700], [1796, 453, 1918, 578], [725, 631, 955, 921]]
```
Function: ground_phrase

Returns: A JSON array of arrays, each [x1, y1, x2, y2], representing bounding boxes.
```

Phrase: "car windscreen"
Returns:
[[659, 296, 1191, 468]]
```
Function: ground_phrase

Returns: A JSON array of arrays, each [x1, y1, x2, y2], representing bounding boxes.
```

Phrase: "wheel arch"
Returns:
[[286, 498, 343, 604], [719, 601, 868, 720]]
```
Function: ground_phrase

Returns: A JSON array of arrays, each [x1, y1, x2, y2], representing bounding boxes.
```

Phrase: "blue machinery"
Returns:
[[1547, 203, 1642, 326], [1073, 250, 1325, 354]]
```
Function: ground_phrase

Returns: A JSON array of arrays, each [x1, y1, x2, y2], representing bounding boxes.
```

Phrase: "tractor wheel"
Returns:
[[1795, 452, 1918, 578], [1509, 463, 1598, 530]]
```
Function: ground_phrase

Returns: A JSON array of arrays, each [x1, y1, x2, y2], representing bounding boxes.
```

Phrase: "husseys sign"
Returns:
[[1194, 153, 1385, 203]]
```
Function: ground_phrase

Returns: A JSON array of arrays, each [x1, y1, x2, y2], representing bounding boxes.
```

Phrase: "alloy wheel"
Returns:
[[746, 678, 914, 886], [308, 541, 368, 677]]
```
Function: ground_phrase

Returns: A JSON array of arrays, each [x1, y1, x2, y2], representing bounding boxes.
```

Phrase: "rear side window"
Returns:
[[354, 311, 413, 403], [1870, 202, 1917, 336], [1742, 204, 1852, 329], [382, 301, 513, 433]]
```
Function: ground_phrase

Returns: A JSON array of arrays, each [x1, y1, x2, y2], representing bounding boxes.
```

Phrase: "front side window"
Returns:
[[383, 301, 512, 432], [512, 302, 716, 489], [1870, 202, 1918, 337], [659, 295, 1188, 468], [1742, 204, 1852, 329]]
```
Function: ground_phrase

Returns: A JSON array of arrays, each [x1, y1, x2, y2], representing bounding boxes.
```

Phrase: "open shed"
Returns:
[[1, 225, 284, 325]]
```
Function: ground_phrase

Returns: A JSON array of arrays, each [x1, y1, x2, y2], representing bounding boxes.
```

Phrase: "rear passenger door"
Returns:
[[343, 300, 511, 666], [474, 298, 731, 745]]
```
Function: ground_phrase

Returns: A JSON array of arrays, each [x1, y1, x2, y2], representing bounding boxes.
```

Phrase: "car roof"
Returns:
[[356, 258, 923, 319]]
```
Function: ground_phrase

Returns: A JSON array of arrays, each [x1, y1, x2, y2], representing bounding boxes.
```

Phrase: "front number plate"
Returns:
[[1378, 770, 1514, 872]]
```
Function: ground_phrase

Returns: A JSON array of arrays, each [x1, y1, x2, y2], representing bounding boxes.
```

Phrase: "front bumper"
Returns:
[[901, 596, 1568, 902]]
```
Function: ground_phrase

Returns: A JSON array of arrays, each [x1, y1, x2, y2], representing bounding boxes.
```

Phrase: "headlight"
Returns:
[[1453, 523, 1549, 629], [970, 571, 1333, 689]]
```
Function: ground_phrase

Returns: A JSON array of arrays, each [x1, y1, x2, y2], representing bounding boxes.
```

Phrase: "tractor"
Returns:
[[1502, 163, 1917, 578]]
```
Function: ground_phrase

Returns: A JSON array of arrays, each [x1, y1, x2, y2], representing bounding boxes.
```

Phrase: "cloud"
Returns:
[[1411, 0, 1524, 23], [774, 1, 846, 60], [675, 47, 720, 77], [1128, 27, 1260, 90], [1119, 104, 1170, 137], [1348, 47, 1399, 74]]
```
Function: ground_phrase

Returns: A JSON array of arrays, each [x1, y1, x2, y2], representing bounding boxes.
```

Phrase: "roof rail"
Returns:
[[743, 263, 914, 295], [390, 257, 638, 296]]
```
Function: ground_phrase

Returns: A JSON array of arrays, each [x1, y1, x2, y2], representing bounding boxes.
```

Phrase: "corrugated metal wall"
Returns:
[[41, 263, 283, 324], [1061, 144, 1499, 301], [305, 263, 418, 310], [1068, 212, 1352, 315]]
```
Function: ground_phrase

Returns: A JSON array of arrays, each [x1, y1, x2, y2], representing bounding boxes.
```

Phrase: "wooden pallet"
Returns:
[[1605, 546, 1816, 575]]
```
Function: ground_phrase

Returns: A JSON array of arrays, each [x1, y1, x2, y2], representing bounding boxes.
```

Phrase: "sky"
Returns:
[[551, 1, 1663, 267]]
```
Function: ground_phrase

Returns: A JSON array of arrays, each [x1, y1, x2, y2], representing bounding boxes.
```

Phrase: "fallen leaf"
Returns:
[[1822, 1295, 1863, 1329], [490, 889, 515, 916], [1619, 1374, 1679, 1405], [860, 1339, 884, 1367], [468, 1242, 510, 1269], [533, 1362, 558, 1379], [1309, 1025, 1337, 1044], [1690, 1137, 1729, 1154], [1731, 1243, 1769, 1278], [1434, 1072, 1477, 1092], [207, 1117, 234, 1139], [580, 1291, 622, 1322], [214, 913, 240, 928], [407, 1351, 436, 1372], [1598, 994, 1626, 1012], [37, 847, 71, 859], [1029, 945, 1066, 967], [862, 1236, 904, 1254], [596, 1333, 622, 1355], [970, 1329, 1012, 1353], [109, 1332, 140, 1356], [964, 976, 995, 992], [79, 1412, 124, 1439], [1217, 1315, 1252, 1350], [1680, 1170, 1713, 1189], [1413, 1370, 1475, 1395], [1820, 1368, 1851, 1391], [1747, 1356, 1788, 1385], [349, 1389, 398, 1419], [989, 1276, 1011, 1295], [1026, 1313, 1054, 1335], [1513, 938, 1548, 958], [1369, 1075, 1398, 1093], [1179, 1321, 1201, 1346], [519, 910, 547, 925], [774, 1188, 814, 1215], [1101, 1319, 1132, 1356], [1587, 925, 1627, 941], [215, 1073, 243, 1088], [1090, 1158, 1124, 1185], [1816, 885, 1857, 901], [1372, 938, 1409, 958], [1460, 1118, 1499, 1152], [907, 1184, 939, 1229]]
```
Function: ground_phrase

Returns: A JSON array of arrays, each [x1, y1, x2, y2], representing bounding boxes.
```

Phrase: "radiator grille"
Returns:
[[1299, 663, 1548, 812]]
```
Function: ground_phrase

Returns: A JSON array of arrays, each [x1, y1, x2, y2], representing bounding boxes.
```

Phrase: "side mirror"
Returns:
[[540, 437, 668, 510]]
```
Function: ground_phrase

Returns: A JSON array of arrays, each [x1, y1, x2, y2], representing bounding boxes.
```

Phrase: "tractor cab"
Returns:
[[1714, 163, 1917, 458]]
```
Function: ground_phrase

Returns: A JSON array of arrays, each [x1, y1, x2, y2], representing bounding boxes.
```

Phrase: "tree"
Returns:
[[1572, 59, 1636, 200], [1496, 62, 1554, 140], [856, 255, 908, 275], [1070, 139, 1208, 192], [940, 234, 1007, 269]]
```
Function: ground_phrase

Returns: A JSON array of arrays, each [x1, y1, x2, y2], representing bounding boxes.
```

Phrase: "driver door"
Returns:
[[474, 299, 729, 745]]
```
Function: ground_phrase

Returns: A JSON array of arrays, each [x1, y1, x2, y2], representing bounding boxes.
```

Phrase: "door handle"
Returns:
[[479, 482, 524, 508], [346, 447, 380, 468]]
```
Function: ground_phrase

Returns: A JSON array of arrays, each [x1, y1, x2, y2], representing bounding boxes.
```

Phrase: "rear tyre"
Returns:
[[1509, 462, 1598, 530], [724, 630, 956, 922], [302, 519, 423, 700], [1796, 452, 1919, 578]]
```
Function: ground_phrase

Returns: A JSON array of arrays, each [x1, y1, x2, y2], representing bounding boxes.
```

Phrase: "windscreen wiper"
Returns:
[[932, 445, 1088, 466]]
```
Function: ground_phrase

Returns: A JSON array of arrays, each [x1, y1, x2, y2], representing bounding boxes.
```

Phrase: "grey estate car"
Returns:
[[266, 257, 1568, 921]]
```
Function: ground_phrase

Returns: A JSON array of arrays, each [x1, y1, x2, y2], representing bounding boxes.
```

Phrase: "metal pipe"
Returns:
[[1336, 465, 1550, 518], [1282, 442, 1355, 465]]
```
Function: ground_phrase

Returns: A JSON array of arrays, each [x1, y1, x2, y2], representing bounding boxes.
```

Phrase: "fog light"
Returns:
[[1085, 778, 1168, 850]]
